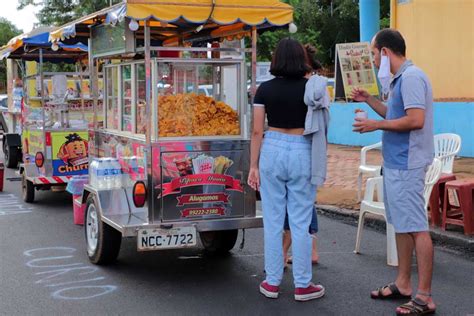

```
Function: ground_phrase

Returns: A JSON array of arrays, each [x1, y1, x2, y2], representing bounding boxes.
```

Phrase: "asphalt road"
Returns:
[[1, 166, 473, 316]]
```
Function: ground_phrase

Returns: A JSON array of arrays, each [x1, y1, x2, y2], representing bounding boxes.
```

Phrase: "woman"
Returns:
[[248, 38, 325, 301], [283, 44, 327, 266]]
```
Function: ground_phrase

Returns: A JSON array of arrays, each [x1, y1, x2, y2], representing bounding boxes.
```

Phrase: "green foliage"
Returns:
[[0, 18, 22, 91], [17, 0, 111, 26], [257, 0, 390, 67]]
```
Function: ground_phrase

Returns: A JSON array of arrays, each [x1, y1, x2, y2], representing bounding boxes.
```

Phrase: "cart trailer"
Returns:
[[49, 0, 294, 263], [0, 31, 103, 202]]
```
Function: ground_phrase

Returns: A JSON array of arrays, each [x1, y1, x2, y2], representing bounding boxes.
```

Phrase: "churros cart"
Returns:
[[0, 28, 102, 202], [49, 0, 294, 264]]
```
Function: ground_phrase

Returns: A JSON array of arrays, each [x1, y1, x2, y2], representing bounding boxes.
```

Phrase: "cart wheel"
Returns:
[[200, 229, 238, 254], [85, 195, 122, 265], [22, 173, 35, 203], [5, 145, 19, 169]]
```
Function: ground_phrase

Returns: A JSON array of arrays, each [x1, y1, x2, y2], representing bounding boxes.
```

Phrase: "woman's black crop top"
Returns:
[[253, 77, 308, 129]]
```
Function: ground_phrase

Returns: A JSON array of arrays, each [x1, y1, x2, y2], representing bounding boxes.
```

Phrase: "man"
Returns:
[[352, 29, 436, 315]]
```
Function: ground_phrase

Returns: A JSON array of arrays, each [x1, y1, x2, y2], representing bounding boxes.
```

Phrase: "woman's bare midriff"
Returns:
[[268, 127, 305, 135]]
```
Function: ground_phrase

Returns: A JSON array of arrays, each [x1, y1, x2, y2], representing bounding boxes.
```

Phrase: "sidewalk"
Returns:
[[318, 144, 474, 210], [316, 144, 474, 253]]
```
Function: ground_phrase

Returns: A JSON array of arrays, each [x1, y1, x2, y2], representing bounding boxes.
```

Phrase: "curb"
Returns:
[[316, 204, 474, 258]]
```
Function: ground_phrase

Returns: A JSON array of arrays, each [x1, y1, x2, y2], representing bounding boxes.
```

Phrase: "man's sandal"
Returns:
[[396, 297, 436, 315], [371, 282, 412, 300]]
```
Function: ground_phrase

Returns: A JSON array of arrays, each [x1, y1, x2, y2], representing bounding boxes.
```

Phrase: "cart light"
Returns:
[[129, 19, 139, 32], [133, 181, 147, 208], [35, 152, 44, 168], [289, 23, 298, 34]]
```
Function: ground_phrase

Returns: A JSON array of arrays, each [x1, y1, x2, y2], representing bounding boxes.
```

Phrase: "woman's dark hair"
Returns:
[[304, 44, 322, 72], [270, 38, 311, 78], [374, 28, 406, 57]]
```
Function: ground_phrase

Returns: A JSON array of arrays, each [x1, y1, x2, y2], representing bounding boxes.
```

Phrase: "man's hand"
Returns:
[[353, 118, 380, 133], [247, 167, 260, 191], [351, 87, 371, 102]]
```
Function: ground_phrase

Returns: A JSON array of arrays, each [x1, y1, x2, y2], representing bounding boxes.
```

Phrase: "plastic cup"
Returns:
[[355, 111, 368, 120]]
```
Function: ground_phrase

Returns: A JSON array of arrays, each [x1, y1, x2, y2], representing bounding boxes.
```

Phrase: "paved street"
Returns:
[[1, 166, 473, 316]]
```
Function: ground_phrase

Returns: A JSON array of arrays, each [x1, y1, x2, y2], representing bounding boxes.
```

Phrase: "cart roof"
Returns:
[[49, 0, 293, 45], [0, 27, 88, 63]]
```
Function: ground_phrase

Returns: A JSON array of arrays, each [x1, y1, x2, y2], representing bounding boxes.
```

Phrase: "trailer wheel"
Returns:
[[85, 195, 122, 265], [200, 229, 238, 254], [4, 145, 19, 168], [22, 173, 35, 203]]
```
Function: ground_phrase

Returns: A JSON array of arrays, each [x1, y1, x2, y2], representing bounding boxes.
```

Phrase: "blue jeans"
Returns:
[[284, 207, 318, 234], [259, 131, 316, 288]]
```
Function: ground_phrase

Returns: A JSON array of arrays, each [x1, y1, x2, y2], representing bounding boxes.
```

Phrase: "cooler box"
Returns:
[[67, 175, 88, 225], [73, 195, 85, 225]]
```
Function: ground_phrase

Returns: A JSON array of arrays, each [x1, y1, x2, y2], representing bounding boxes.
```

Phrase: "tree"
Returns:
[[17, 0, 111, 26], [257, 0, 390, 69], [0, 18, 22, 92]]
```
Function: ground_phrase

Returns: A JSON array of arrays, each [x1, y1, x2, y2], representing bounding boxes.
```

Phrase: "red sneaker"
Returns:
[[259, 281, 279, 299], [294, 283, 325, 301]]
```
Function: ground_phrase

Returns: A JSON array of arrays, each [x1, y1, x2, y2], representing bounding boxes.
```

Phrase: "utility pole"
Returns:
[[359, 0, 380, 42]]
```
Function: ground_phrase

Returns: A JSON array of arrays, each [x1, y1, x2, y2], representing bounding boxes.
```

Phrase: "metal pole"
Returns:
[[88, 39, 97, 131], [39, 48, 46, 155], [144, 20, 153, 221], [251, 26, 257, 98], [144, 22, 152, 146]]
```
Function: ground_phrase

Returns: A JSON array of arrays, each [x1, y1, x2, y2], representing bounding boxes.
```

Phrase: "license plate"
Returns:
[[137, 226, 197, 251]]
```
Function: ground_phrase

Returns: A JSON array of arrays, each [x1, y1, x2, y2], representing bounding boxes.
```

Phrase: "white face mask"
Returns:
[[378, 54, 391, 100]]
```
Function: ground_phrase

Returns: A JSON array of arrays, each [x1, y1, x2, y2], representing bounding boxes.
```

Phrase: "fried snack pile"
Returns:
[[158, 93, 240, 137]]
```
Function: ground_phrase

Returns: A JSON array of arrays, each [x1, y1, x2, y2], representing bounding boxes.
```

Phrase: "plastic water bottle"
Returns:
[[89, 159, 98, 187], [111, 158, 122, 188], [103, 158, 114, 189], [95, 160, 106, 190]]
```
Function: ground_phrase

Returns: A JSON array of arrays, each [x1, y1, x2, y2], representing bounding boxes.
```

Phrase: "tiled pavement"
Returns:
[[318, 144, 474, 210]]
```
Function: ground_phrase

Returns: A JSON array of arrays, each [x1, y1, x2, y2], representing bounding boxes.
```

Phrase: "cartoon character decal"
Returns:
[[57, 133, 89, 167]]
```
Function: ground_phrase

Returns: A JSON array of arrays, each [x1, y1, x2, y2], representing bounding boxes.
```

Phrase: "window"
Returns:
[[122, 65, 133, 132], [106, 67, 119, 130], [136, 63, 146, 135]]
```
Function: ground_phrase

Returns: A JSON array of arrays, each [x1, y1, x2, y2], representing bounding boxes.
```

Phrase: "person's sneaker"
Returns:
[[294, 283, 325, 301], [259, 281, 279, 299]]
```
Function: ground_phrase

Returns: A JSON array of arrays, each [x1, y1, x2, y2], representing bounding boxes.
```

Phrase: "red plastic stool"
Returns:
[[428, 173, 456, 226], [441, 179, 474, 235]]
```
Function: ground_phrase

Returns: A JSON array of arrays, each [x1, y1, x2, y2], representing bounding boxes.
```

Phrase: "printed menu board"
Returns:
[[334, 42, 379, 101]]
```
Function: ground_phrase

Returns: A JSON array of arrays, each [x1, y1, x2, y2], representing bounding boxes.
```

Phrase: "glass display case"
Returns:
[[156, 59, 243, 138], [22, 72, 98, 130], [103, 58, 245, 139]]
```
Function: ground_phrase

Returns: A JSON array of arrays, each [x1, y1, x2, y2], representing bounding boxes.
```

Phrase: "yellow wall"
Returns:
[[391, 0, 474, 99]]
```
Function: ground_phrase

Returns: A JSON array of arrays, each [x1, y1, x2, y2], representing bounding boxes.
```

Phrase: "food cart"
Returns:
[[49, 0, 294, 264], [0, 28, 101, 202]]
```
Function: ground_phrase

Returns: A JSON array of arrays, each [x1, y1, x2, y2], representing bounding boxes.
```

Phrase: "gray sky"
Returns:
[[1, 1, 39, 33]]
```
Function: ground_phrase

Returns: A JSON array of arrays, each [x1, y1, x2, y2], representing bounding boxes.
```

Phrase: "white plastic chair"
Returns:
[[357, 142, 382, 201], [434, 133, 461, 174], [354, 158, 443, 266]]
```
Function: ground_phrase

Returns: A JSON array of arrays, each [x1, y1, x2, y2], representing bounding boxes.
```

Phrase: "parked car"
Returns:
[[0, 94, 8, 112]]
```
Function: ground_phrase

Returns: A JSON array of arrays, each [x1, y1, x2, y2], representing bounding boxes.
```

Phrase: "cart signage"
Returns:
[[25, 130, 44, 156], [158, 150, 246, 221], [91, 20, 135, 58], [177, 193, 230, 206], [334, 42, 379, 101], [137, 227, 197, 251], [181, 207, 226, 218], [160, 174, 243, 197], [52, 132, 89, 176]]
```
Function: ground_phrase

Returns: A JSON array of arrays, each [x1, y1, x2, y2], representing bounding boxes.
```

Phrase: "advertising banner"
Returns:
[[334, 42, 379, 101], [51, 132, 89, 176]]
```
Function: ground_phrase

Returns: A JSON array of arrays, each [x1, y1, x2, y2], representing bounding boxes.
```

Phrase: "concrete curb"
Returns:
[[316, 204, 474, 258]]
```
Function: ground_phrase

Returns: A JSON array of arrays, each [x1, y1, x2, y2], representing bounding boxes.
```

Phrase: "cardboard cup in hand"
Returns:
[[355, 109, 368, 120]]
